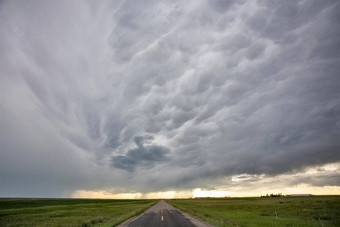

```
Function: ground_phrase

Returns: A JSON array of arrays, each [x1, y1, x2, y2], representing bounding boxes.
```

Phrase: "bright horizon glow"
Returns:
[[71, 186, 340, 199], [71, 190, 193, 199]]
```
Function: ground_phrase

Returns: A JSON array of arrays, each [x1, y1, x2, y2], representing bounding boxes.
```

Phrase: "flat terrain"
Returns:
[[1, 196, 339, 226], [0, 198, 157, 227], [118, 200, 212, 227], [167, 196, 340, 226]]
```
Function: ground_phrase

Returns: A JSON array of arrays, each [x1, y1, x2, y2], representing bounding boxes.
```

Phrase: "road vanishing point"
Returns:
[[118, 200, 213, 227]]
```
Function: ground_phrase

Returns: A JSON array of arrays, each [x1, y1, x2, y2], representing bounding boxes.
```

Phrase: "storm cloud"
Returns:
[[111, 136, 170, 171], [1, 0, 340, 197]]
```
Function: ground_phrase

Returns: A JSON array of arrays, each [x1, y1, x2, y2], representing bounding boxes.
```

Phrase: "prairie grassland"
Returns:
[[0, 198, 157, 227], [167, 196, 340, 227]]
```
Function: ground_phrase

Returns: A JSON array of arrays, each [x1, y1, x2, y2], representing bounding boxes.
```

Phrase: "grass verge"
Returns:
[[167, 196, 340, 226], [0, 198, 157, 227]]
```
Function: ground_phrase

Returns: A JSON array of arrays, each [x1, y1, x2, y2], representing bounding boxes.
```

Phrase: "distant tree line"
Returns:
[[260, 193, 283, 198]]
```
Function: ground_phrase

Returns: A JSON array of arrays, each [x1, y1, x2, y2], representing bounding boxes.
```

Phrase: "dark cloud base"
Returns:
[[111, 136, 170, 171]]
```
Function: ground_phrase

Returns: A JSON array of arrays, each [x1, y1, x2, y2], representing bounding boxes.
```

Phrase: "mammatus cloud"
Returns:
[[111, 136, 170, 171], [1, 0, 340, 197]]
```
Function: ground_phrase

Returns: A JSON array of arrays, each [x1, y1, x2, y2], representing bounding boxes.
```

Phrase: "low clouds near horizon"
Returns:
[[1, 0, 340, 197]]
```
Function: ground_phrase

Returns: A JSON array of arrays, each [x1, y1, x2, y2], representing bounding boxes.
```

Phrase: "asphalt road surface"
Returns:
[[118, 200, 213, 227]]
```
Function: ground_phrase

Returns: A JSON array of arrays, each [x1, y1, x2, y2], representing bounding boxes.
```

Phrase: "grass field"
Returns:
[[0, 198, 157, 227], [167, 196, 340, 227]]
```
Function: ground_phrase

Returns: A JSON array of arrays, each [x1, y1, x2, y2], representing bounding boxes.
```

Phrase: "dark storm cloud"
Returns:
[[1, 0, 340, 197], [111, 136, 170, 172]]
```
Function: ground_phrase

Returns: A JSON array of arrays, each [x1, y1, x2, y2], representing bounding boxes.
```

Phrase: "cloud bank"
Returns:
[[1, 0, 340, 197]]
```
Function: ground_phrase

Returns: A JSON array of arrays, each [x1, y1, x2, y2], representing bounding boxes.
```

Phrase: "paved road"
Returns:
[[118, 200, 212, 227]]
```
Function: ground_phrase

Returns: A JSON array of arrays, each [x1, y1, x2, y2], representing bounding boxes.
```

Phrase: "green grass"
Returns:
[[167, 196, 340, 227], [0, 198, 157, 227]]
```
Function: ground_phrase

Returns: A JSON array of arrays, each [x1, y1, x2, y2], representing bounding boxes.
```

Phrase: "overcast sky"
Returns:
[[1, 0, 340, 198]]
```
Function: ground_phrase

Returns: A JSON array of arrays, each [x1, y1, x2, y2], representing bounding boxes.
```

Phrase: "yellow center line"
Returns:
[[161, 215, 164, 221]]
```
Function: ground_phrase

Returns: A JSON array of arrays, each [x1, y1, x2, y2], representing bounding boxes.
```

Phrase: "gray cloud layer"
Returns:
[[1, 0, 340, 197]]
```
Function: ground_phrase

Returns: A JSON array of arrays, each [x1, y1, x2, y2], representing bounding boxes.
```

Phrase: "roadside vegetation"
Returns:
[[167, 196, 340, 227], [0, 198, 157, 227]]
